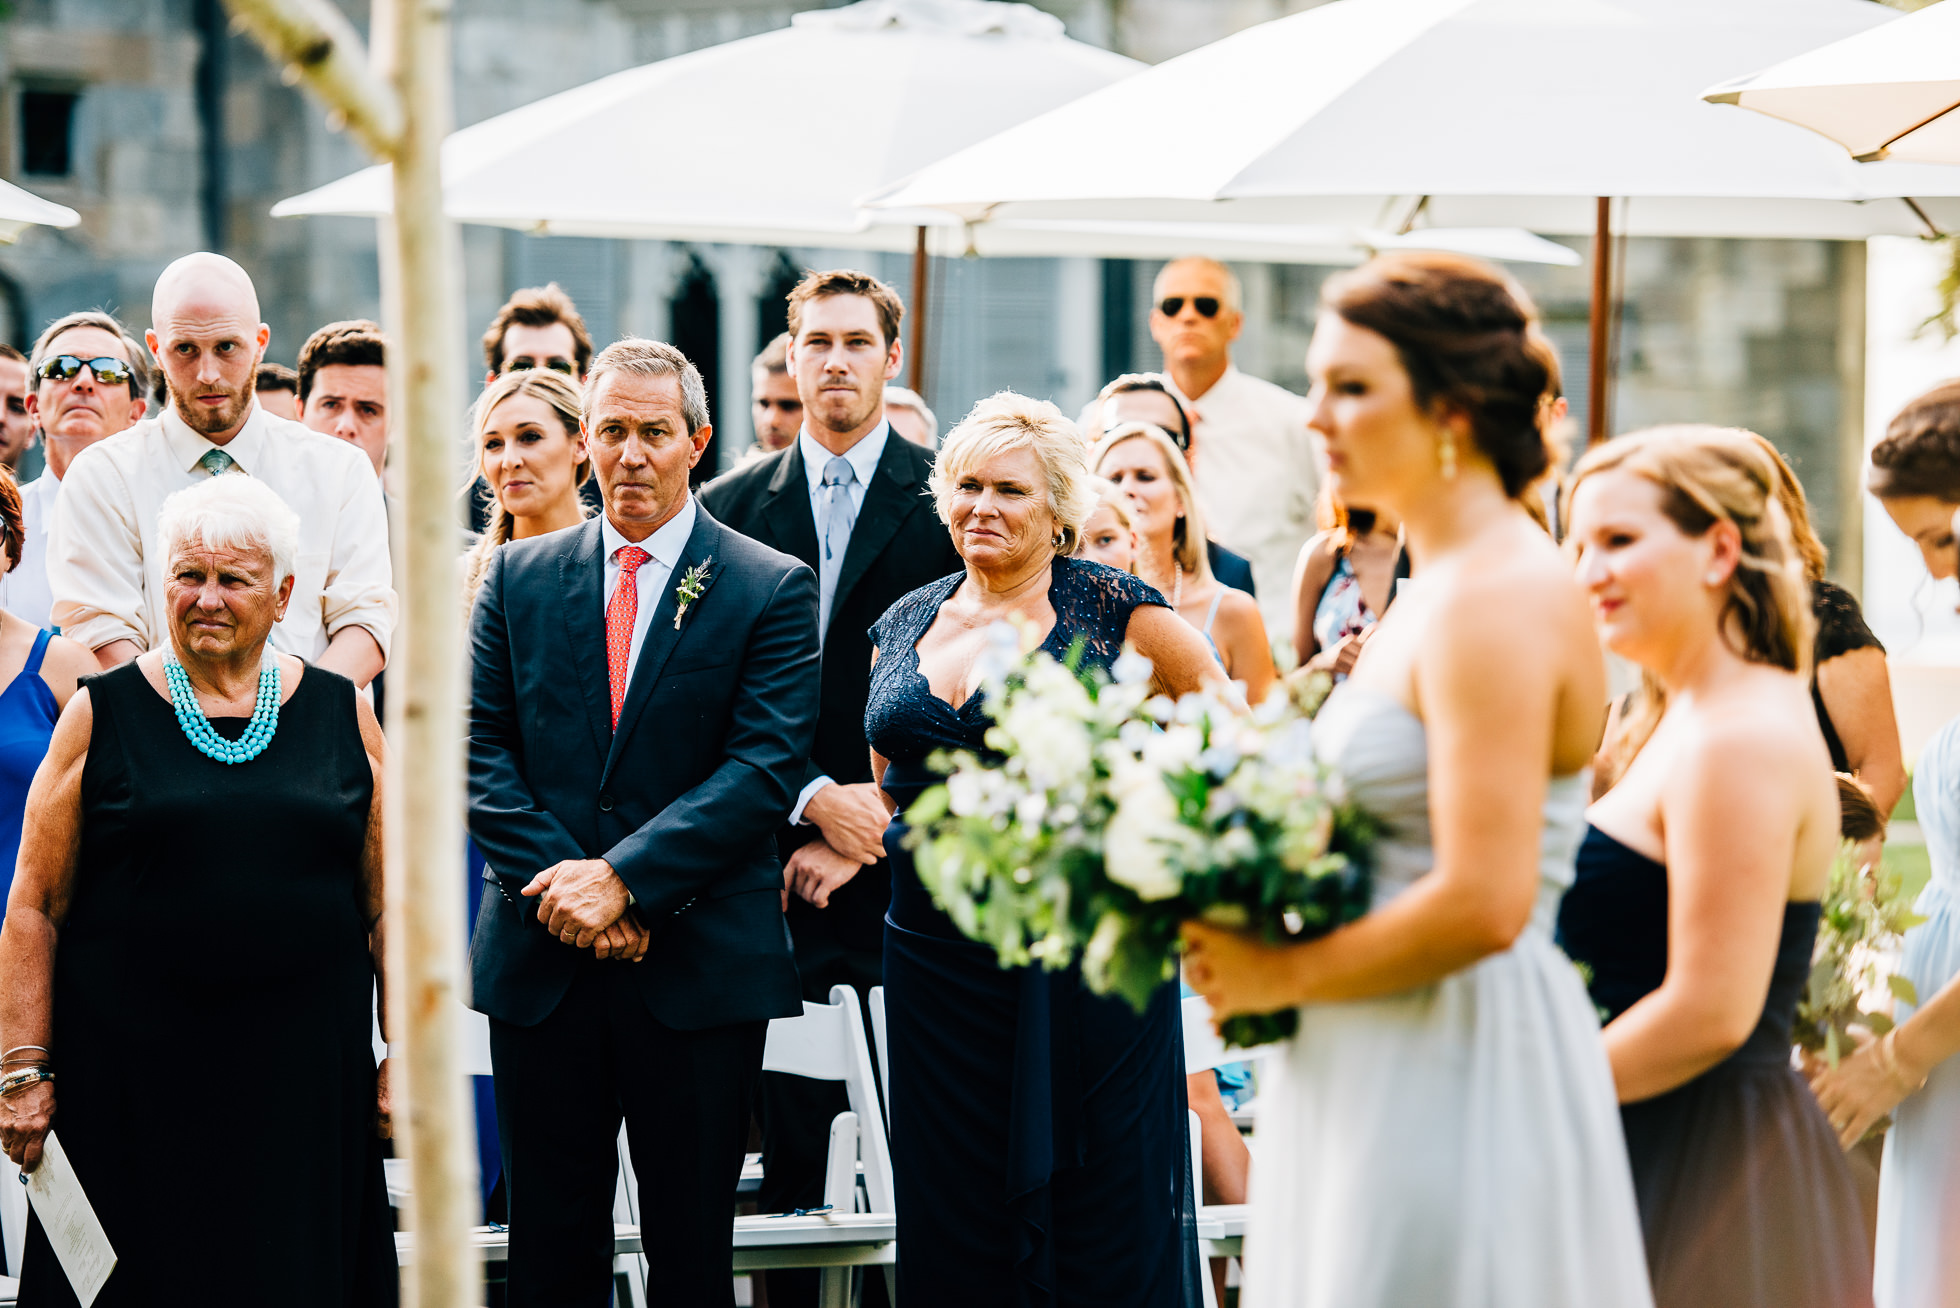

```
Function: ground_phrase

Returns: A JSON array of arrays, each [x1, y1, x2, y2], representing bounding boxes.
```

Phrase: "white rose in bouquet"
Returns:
[[1105, 761, 1186, 902]]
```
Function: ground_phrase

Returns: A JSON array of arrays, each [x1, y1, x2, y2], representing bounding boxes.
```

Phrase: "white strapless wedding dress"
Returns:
[[1242, 687, 1654, 1307]]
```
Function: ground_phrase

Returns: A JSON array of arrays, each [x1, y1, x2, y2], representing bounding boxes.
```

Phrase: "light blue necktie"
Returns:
[[817, 455, 858, 639], [198, 448, 238, 477]]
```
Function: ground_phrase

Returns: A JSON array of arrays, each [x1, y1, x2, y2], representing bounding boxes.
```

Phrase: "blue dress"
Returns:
[[1557, 826, 1870, 1308], [867, 556, 1199, 1307], [0, 628, 58, 928]]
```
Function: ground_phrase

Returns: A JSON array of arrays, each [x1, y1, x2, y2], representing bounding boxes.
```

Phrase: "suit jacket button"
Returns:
[[598, 793, 614, 812]]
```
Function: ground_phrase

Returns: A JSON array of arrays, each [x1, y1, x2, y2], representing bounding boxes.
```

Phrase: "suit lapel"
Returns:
[[602, 508, 720, 785], [761, 443, 820, 567], [828, 435, 924, 638], [559, 519, 613, 761]]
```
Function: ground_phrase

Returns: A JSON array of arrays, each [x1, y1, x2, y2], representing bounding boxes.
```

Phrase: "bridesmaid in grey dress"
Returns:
[[1814, 381, 1960, 1307], [1182, 252, 1652, 1308]]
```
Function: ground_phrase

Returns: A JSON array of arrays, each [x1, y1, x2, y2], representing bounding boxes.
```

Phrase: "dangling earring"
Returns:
[[1438, 431, 1458, 481]]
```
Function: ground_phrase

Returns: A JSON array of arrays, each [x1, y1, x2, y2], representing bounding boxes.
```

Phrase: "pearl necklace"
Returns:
[[163, 650, 282, 765]]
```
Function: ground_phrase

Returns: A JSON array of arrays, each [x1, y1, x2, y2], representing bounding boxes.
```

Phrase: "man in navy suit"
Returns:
[[467, 338, 819, 1306]]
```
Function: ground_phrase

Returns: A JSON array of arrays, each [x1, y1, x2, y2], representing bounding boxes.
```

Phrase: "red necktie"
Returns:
[[607, 546, 651, 728]]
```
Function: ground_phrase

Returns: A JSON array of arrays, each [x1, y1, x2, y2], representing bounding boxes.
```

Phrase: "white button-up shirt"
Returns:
[[1174, 366, 1319, 627], [789, 419, 889, 825], [601, 494, 696, 685], [46, 401, 396, 661], [0, 470, 62, 630], [797, 420, 889, 524]]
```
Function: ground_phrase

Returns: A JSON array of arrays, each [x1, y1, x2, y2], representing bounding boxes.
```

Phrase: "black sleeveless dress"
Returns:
[[20, 662, 397, 1308], [1556, 826, 1871, 1308], [868, 556, 1199, 1307]]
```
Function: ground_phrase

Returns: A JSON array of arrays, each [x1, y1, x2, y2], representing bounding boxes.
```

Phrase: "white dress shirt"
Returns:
[[0, 470, 62, 629], [1174, 366, 1320, 628], [46, 401, 396, 661], [601, 494, 697, 686], [789, 419, 890, 825], [797, 420, 889, 523]]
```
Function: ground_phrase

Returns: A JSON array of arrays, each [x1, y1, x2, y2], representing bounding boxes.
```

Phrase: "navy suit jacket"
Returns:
[[1207, 540, 1257, 598], [466, 502, 819, 1031]]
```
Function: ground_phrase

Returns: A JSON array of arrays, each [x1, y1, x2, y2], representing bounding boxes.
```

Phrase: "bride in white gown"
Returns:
[[1182, 252, 1652, 1308]]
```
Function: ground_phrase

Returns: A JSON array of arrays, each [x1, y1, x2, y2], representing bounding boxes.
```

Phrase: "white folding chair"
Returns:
[[866, 986, 889, 1131], [728, 985, 897, 1308], [1183, 993, 1283, 1308]]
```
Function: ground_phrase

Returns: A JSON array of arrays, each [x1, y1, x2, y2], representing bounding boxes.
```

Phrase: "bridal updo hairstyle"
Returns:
[[1871, 379, 1960, 502], [1571, 425, 1813, 784], [1321, 251, 1553, 499], [931, 391, 1098, 557]]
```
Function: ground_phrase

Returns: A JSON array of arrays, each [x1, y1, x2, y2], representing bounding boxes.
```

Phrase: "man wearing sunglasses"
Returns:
[[1149, 257, 1318, 625], [482, 282, 593, 387], [46, 252, 394, 686], [0, 313, 151, 630]]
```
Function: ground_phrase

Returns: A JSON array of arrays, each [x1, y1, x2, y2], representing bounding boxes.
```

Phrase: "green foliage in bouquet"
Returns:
[[1795, 846, 1926, 1070], [905, 629, 1374, 1050]]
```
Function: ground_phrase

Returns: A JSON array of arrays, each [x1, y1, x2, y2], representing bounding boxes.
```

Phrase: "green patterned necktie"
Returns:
[[198, 448, 237, 477]]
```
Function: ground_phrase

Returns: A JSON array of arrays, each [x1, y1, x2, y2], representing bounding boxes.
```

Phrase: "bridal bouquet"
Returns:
[[1795, 845, 1925, 1066], [904, 625, 1373, 1049]]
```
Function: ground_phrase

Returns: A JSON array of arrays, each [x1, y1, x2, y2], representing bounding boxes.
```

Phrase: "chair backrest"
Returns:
[[1181, 994, 1283, 1074], [762, 985, 894, 1215], [867, 986, 889, 1131]]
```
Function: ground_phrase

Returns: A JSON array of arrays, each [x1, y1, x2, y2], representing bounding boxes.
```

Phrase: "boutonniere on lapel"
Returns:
[[673, 558, 714, 630]]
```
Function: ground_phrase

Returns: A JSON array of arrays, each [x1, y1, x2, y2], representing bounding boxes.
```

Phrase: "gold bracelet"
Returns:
[[1876, 1030, 1927, 1095]]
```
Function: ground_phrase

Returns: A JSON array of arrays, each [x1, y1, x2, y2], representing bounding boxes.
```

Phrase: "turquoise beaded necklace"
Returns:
[[163, 650, 282, 765]]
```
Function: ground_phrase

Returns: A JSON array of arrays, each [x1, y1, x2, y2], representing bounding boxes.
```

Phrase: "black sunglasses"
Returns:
[[1158, 296, 1220, 319], [37, 354, 134, 386], [506, 356, 577, 377]]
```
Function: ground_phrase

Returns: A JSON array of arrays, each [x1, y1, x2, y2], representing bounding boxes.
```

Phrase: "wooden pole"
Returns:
[[378, 0, 478, 1303], [909, 225, 928, 396], [1588, 196, 1613, 447], [223, 2, 478, 1305]]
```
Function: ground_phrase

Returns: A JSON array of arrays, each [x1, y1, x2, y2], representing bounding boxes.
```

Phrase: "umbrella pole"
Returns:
[[910, 225, 928, 395], [1588, 196, 1613, 446]]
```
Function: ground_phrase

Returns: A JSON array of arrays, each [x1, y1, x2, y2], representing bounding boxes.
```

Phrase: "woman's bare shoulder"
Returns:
[[38, 635, 98, 695]]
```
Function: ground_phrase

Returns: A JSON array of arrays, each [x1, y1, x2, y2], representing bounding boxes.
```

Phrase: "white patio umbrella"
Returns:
[[270, 0, 1576, 392], [273, 0, 1150, 389], [0, 178, 79, 244], [1702, 1, 1960, 166], [869, 0, 1960, 440]]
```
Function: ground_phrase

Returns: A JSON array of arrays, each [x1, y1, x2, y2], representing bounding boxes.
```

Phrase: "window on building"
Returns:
[[20, 88, 80, 178]]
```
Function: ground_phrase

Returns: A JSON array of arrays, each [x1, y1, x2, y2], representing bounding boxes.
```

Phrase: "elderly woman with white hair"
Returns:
[[0, 475, 397, 1307], [865, 391, 1218, 1305]]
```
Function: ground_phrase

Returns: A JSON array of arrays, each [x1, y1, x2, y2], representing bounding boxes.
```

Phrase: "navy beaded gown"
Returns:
[[1556, 826, 1871, 1308], [867, 556, 1200, 1308]]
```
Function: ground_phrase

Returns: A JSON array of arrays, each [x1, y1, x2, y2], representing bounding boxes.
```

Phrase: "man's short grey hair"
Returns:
[[584, 338, 710, 435], [884, 386, 937, 443], [156, 474, 301, 588], [31, 310, 153, 401]]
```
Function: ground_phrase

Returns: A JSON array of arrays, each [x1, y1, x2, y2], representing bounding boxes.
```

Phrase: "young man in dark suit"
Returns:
[[468, 338, 819, 1306], [700, 270, 961, 1305]]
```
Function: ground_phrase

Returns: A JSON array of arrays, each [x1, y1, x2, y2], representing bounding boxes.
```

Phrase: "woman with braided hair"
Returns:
[[1812, 380, 1960, 1308]]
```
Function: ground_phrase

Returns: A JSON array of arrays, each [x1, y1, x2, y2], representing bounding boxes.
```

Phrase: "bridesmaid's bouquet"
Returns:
[[904, 625, 1374, 1048], [1795, 842, 1925, 1066]]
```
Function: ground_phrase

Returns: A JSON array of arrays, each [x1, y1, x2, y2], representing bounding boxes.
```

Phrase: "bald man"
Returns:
[[1149, 257, 1318, 623], [46, 252, 395, 683]]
